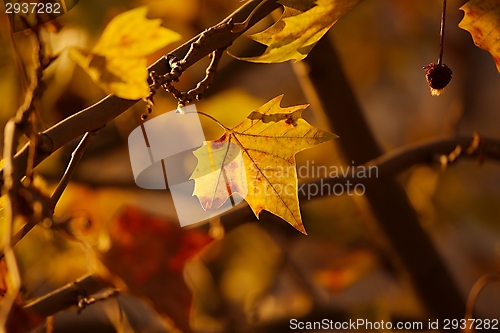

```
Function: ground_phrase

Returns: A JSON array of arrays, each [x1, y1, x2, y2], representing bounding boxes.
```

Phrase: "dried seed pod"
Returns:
[[424, 62, 452, 96]]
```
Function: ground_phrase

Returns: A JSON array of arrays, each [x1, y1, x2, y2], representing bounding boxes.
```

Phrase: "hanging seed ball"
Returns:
[[424, 63, 452, 96]]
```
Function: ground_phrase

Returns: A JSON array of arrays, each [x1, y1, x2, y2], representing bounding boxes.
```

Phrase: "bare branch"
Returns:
[[163, 46, 227, 112], [50, 132, 96, 206], [77, 288, 120, 314], [185, 47, 226, 101], [143, 20, 234, 119], [144, 45, 228, 119], [24, 275, 110, 318]]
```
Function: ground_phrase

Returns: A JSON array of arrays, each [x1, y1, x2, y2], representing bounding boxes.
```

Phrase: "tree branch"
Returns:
[[24, 275, 109, 318], [50, 132, 96, 206]]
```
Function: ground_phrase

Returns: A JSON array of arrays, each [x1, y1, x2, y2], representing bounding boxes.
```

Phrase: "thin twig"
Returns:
[[77, 288, 120, 313], [50, 132, 96, 206], [0, 122, 21, 332], [144, 7, 264, 118], [24, 275, 109, 317], [184, 48, 227, 101], [149, 45, 229, 115], [25, 29, 46, 183], [438, 0, 447, 65]]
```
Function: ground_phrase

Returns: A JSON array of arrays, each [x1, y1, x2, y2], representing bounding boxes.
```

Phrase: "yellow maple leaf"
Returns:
[[459, 0, 500, 72], [190, 95, 337, 234], [70, 6, 181, 99], [235, 0, 362, 63]]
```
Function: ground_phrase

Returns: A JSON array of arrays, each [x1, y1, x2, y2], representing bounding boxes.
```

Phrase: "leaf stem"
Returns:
[[185, 111, 228, 131], [24, 275, 109, 317], [230, 0, 270, 33], [438, 0, 447, 65]]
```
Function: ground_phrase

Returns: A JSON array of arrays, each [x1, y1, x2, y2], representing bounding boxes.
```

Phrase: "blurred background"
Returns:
[[1, 0, 500, 332]]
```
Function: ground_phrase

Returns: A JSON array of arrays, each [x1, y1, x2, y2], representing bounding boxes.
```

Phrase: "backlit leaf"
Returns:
[[459, 0, 500, 72], [70, 48, 150, 100], [93, 6, 180, 58], [70, 6, 181, 99], [190, 95, 337, 234], [235, 0, 363, 63]]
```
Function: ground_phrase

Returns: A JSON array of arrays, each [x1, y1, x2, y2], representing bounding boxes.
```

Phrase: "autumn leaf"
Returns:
[[190, 95, 337, 234], [70, 6, 181, 99], [235, 0, 362, 63], [459, 0, 500, 72]]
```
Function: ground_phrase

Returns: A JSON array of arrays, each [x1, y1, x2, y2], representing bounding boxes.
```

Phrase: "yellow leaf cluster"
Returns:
[[70, 6, 181, 99]]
